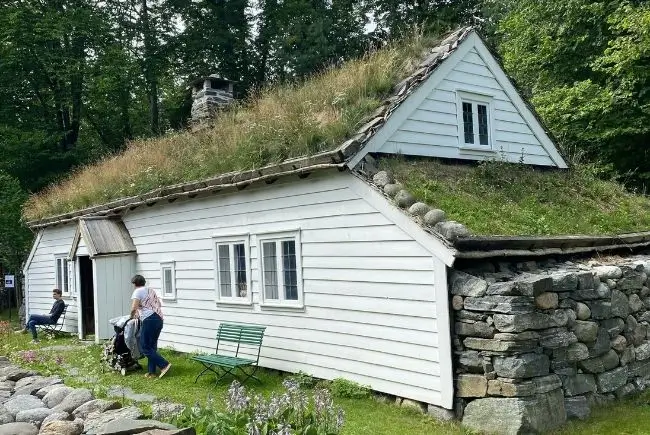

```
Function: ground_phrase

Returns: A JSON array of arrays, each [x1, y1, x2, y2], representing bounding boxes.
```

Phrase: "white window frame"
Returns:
[[213, 233, 252, 305], [160, 261, 176, 300], [54, 254, 70, 296], [456, 90, 495, 151], [257, 230, 303, 309]]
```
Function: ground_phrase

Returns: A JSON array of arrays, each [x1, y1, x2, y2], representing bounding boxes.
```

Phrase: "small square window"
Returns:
[[258, 231, 303, 307], [160, 261, 176, 300], [458, 92, 493, 148], [214, 234, 251, 304]]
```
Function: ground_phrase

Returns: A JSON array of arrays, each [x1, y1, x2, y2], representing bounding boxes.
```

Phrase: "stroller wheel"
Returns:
[[120, 368, 127, 376]]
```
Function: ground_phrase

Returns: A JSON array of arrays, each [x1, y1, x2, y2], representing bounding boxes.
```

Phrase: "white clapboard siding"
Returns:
[[349, 32, 566, 169], [24, 224, 79, 333], [121, 171, 452, 406], [377, 46, 555, 165]]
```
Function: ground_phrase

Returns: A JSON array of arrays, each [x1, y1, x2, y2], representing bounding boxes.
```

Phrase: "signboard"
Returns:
[[4, 275, 14, 288]]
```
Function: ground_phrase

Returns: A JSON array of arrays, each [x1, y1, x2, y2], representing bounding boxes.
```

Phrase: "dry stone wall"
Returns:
[[451, 255, 650, 434]]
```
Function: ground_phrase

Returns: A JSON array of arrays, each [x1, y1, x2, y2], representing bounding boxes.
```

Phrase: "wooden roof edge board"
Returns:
[[455, 240, 650, 259], [28, 163, 345, 229], [453, 232, 650, 258]]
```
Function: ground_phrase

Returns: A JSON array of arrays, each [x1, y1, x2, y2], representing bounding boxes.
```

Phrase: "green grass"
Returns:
[[552, 394, 650, 435], [0, 330, 469, 435], [383, 158, 650, 236], [24, 33, 439, 222]]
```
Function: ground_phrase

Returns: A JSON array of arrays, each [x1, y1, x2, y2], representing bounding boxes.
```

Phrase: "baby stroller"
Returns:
[[102, 315, 143, 376]]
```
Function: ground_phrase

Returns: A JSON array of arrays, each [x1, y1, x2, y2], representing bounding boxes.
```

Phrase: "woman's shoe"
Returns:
[[159, 363, 171, 379], [144, 373, 155, 379]]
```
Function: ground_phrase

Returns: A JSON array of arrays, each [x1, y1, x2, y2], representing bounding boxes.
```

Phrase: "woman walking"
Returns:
[[130, 274, 171, 378]]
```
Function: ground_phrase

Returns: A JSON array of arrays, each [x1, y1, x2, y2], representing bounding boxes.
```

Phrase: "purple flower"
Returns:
[[226, 381, 250, 413], [20, 350, 37, 363]]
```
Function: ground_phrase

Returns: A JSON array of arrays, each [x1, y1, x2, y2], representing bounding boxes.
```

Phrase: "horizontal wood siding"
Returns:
[[378, 47, 556, 166], [25, 224, 78, 333], [123, 172, 448, 405]]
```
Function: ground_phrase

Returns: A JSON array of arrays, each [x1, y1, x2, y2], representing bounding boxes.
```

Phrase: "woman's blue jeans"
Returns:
[[140, 313, 169, 374]]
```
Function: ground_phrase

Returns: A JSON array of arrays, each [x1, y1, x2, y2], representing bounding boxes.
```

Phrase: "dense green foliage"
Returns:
[[0, 173, 31, 272], [493, 0, 650, 187], [386, 158, 650, 236]]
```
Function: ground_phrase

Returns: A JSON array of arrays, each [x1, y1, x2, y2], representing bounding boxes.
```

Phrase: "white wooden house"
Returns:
[[22, 28, 566, 410]]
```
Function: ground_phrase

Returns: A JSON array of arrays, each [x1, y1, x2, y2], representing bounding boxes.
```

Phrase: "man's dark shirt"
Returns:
[[49, 299, 65, 323]]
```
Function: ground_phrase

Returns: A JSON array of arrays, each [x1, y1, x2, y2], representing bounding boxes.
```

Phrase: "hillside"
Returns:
[[383, 158, 650, 236]]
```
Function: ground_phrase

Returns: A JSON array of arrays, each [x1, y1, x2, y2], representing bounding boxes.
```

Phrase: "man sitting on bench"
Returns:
[[16, 288, 65, 343]]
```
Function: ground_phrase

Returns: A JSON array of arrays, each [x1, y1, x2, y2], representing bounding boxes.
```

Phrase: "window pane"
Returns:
[[478, 104, 489, 145], [234, 243, 247, 297], [56, 259, 62, 291], [263, 242, 278, 299], [163, 267, 173, 295], [282, 240, 298, 300], [462, 102, 474, 144], [217, 244, 231, 297], [62, 259, 68, 293]]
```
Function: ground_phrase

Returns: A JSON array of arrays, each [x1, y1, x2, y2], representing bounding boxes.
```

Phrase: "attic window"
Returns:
[[457, 91, 493, 148]]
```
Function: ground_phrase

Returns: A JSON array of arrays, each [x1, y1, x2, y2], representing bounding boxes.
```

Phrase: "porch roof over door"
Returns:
[[69, 217, 136, 258]]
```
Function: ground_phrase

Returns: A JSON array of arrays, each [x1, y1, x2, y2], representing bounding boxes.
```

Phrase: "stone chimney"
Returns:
[[190, 75, 235, 128]]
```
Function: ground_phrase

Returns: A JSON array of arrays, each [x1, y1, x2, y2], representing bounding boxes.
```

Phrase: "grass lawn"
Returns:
[[6, 310, 650, 434], [0, 312, 469, 435]]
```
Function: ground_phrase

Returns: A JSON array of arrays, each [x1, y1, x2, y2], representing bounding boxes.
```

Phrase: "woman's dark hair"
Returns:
[[131, 274, 146, 287], [52, 288, 62, 295]]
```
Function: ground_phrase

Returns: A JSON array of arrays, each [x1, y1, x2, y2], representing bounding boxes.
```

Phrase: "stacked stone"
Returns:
[[0, 357, 190, 435], [370, 170, 469, 242], [190, 82, 234, 126], [450, 257, 650, 434]]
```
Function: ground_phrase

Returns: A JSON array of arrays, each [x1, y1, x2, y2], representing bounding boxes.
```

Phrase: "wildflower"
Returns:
[[336, 408, 345, 431], [226, 381, 249, 413], [246, 422, 261, 435], [54, 355, 64, 365], [277, 422, 292, 435], [20, 350, 37, 363]]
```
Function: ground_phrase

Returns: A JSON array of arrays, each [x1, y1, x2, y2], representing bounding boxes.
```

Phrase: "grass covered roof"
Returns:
[[24, 33, 437, 223], [383, 158, 650, 237]]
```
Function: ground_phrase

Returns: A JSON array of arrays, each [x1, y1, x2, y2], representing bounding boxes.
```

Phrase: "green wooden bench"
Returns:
[[192, 323, 266, 384]]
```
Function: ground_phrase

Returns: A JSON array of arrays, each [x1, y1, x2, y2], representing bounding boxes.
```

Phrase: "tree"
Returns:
[[0, 173, 32, 273], [495, 0, 650, 186]]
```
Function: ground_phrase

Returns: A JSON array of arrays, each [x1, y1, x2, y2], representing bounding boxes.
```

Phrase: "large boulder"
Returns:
[[462, 389, 566, 434], [92, 419, 177, 435], [0, 367, 35, 382], [0, 422, 38, 435], [72, 399, 121, 420], [41, 411, 71, 427], [42, 386, 74, 408], [39, 419, 83, 435], [13, 377, 62, 396], [3, 395, 44, 417], [53, 389, 93, 413], [15, 407, 55, 428], [83, 406, 144, 435]]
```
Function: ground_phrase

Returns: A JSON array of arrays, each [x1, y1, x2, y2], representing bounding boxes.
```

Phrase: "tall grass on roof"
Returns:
[[23, 35, 434, 222]]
